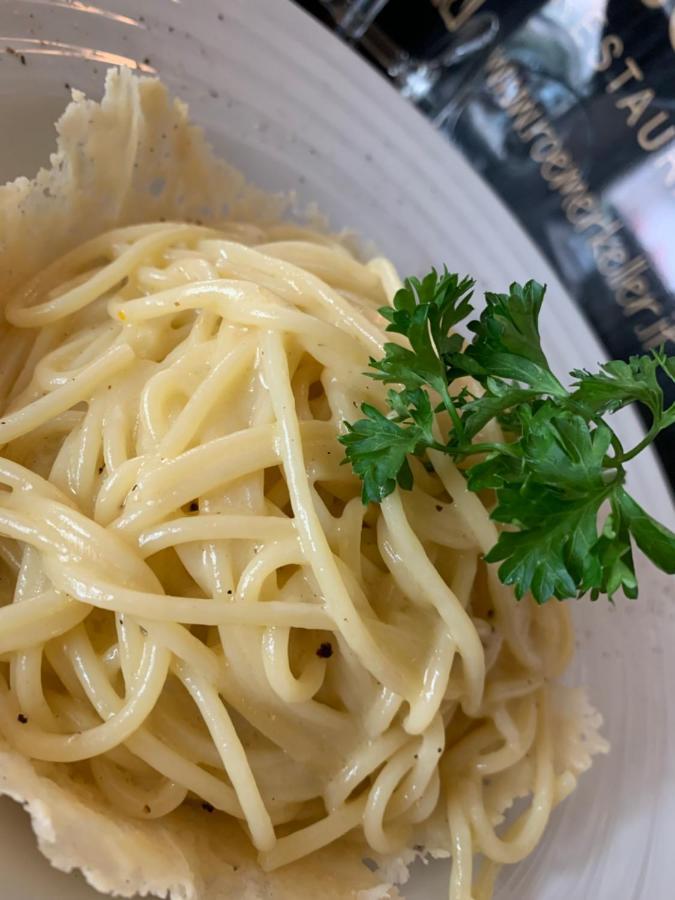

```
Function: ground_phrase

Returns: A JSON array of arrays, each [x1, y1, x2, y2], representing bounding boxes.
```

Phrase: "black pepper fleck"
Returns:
[[487, 609, 494, 619], [143, 57, 151, 65], [189, 500, 199, 512], [435, 504, 443, 512], [143, 804, 151, 814], [98, 465, 104, 474], [316, 642, 333, 659], [20, 54, 26, 65], [202, 801, 215, 813], [17, 713, 28, 724]]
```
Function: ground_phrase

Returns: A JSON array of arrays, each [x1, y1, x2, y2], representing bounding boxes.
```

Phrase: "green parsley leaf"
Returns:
[[340, 389, 436, 504], [370, 269, 474, 400], [453, 280, 566, 397], [485, 493, 598, 601], [570, 349, 674, 419], [616, 489, 675, 575], [457, 379, 536, 442], [485, 407, 625, 600], [591, 496, 638, 600], [516, 405, 615, 496]]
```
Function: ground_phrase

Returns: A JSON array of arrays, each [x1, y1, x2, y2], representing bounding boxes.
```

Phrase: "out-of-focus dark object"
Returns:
[[321, 0, 390, 39], [315, 0, 500, 107], [295, 0, 675, 489]]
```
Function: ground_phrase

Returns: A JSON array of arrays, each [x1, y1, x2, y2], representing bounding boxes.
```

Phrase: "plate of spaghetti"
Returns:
[[0, 3, 673, 900]]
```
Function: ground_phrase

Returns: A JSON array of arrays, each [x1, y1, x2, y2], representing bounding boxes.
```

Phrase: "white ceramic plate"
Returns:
[[0, 2, 673, 898]]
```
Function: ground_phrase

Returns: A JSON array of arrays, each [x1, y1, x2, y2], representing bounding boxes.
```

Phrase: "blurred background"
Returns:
[[296, 0, 675, 488]]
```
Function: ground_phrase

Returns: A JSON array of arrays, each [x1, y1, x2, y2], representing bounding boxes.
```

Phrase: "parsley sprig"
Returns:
[[340, 270, 675, 603]]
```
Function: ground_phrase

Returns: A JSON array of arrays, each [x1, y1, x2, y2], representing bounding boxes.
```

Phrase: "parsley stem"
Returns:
[[439, 384, 464, 439], [447, 441, 519, 459], [611, 422, 660, 466], [608, 430, 624, 461]]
